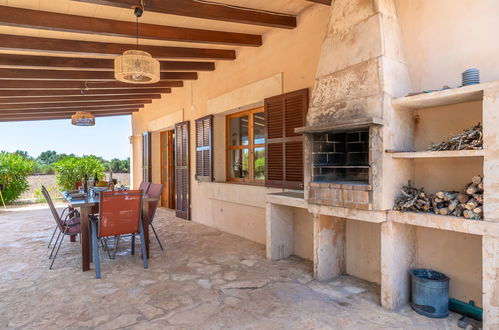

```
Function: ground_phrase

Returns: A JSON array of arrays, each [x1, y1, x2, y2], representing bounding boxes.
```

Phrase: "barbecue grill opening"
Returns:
[[312, 129, 369, 183]]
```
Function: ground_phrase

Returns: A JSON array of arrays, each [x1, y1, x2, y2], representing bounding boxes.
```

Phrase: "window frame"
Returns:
[[226, 107, 265, 185]]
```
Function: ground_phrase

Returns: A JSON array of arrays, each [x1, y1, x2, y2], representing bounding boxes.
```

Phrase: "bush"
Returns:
[[0, 151, 35, 203], [54, 155, 105, 191]]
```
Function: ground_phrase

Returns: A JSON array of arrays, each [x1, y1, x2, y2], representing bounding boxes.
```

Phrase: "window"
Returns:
[[226, 107, 265, 184]]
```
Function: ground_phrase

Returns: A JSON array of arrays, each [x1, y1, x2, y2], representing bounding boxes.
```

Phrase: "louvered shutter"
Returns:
[[175, 121, 190, 220], [264, 88, 308, 189], [195, 115, 213, 182], [142, 132, 152, 182]]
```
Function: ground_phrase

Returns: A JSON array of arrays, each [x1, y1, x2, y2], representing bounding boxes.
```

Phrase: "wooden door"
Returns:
[[160, 130, 175, 208], [142, 132, 152, 182], [174, 121, 190, 220]]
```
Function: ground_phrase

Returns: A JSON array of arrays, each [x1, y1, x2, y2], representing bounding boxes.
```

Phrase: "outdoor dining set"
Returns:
[[43, 181, 162, 279]]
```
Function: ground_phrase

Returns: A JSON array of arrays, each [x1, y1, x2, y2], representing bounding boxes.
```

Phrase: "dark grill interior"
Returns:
[[312, 129, 369, 183]]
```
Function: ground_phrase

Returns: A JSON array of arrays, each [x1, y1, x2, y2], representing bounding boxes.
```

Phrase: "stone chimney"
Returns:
[[302, 0, 412, 210]]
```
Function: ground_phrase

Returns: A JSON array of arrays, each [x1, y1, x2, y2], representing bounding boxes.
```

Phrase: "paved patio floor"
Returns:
[[0, 205, 460, 329]]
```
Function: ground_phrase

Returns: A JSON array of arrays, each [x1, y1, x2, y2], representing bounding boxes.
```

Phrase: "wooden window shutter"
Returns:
[[264, 88, 308, 189], [175, 121, 190, 220], [195, 115, 213, 182], [142, 132, 152, 182]]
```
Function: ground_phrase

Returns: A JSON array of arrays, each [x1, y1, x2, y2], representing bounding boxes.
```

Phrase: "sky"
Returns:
[[0, 115, 132, 160]]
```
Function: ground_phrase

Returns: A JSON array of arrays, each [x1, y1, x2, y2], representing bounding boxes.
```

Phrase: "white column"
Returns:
[[483, 235, 499, 330]]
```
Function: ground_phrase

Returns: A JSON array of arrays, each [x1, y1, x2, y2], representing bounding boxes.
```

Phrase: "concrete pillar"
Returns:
[[266, 203, 294, 260], [483, 86, 499, 222], [313, 214, 346, 281], [483, 235, 499, 330], [381, 220, 416, 310]]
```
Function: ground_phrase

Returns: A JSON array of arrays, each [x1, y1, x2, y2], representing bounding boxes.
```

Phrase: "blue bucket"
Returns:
[[410, 269, 450, 318]]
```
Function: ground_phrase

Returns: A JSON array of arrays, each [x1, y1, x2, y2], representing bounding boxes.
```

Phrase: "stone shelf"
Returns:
[[388, 210, 499, 236], [390, 149, 484, 159], [266, 192, 307, 209], [392, 81, 499, 109]]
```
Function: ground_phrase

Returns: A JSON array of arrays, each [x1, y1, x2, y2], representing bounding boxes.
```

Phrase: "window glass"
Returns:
[[230, 149, 249, 179], [229, 116, 249, 146], [253, 112, 265, 145], [254, 147, 265, 180]]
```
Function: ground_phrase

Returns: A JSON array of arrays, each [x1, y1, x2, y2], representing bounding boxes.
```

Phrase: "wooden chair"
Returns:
[[139, 181, 151, 194], [90, 190, 148, 279]]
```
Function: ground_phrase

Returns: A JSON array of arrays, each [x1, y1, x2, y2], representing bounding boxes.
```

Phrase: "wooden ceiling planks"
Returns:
[[71, 0, 297, 29], [0, 112, 134, 122], [0, 95, 161, 104], [0, 68, 197, 81], [0, 34, 236, 60], [0, 89, 171, 98], [0, 81, 183, 90], [0, 54, 215, 71], [0, 5, 262, 47], [0, 101, 149, 110]]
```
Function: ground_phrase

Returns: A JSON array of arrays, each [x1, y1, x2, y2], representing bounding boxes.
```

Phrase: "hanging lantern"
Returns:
[[114, 50, 160, 84], [71, 111, 95, 126], [114, 2, 160, 84]]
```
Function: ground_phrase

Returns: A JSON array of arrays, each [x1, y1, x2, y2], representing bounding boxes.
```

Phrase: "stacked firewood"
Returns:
[[394, 175, 484, 220], [429, 123, 482, 151]]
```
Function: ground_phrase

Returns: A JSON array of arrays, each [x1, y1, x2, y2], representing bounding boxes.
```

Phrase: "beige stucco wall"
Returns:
[[396, 0, 499, 91], [346, 220, 381, 284], [131, 4, 330, 253], [415, 228, 483, 306]]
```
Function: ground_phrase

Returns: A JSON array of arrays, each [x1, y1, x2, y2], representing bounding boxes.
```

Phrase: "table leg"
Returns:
[[70, 235, 76, 242], [142, 202, 150, 258], [80, 206, 90, 271]]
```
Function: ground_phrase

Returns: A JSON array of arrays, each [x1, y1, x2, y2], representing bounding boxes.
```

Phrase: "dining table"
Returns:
[[61, 190, 159, 272]]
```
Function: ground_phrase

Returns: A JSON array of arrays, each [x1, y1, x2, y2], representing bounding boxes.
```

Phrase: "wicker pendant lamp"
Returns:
[[114, 2, 160, 84], [71, 111, 95, 126]]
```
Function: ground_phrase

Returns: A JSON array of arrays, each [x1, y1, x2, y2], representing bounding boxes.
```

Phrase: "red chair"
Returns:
[[42, 185, 80, 270], [90, 190, 148, 279]]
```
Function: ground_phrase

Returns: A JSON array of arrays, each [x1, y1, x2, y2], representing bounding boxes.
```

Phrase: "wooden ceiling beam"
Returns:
[[0, 112, 133, 122], [0, 34, 235, 60], [72, 0, 296, 29], [0, 101, 148, 110], [0, 5, 261, 47], [0, 54, 215, 71], [307, 0, 332, 5], [0, 95, 160, 105], [0, 88, 170, 98], [0, 68, 197, 81], [0, 80, 183, 90], [0, 108, 139, 116]]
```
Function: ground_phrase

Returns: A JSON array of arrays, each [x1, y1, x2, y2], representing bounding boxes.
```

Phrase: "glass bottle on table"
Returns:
[[83, 174, 88, 193], [94, 172, 99, 187]]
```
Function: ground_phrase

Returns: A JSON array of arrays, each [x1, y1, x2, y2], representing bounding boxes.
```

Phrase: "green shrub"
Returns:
[[54, 155, 105, 191], [0, 151, 35, 203]]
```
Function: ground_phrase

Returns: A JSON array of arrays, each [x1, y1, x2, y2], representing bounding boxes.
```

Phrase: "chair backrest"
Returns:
[[41, 185, 64, 231], [98, 190, 142, 238], [139, 182, 151, 194], [75, 182, 82, 190], [146, 183, 163, 223]]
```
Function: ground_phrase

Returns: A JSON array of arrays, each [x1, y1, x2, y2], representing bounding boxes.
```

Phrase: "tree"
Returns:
[[54, 155, 105, 190], [0, 151, 35, 203], [37, 150, 59, 165], [14, 150, 31, 159]]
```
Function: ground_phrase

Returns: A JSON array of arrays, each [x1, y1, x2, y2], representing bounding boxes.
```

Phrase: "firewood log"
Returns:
[[463, 210, 475, 219], [465, 198, 479, 210], [472, 175, 482, 185], [439, 207, 451, 216], [451, 207, 463, 217], [466, 184, 479, 195], [473, 194, 483, 205], [448, 199, 459, 212], [435, 191, 445, 199], [457, 193, 470, 204], [443, 192, 458, 201], [473, 206, 483, 214], [478, 182, 484, 192]]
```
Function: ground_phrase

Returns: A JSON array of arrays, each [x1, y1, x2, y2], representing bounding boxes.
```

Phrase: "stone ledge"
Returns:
[[308, 203, 386, 223]]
